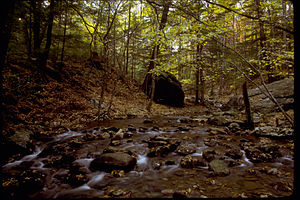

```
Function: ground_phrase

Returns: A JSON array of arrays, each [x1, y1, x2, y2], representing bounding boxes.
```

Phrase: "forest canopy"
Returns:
[[5, 0, 294, 86]]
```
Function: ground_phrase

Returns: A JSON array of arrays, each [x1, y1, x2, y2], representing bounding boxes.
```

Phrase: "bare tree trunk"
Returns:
[[196, 42, 204, 105], [242, 82, 254, 130], [32, 0, 42, 57], [39, 0, 55, 75], [125, 3, 131, 74], [60, 1, 68, 62], [195, 67, 199, 105]]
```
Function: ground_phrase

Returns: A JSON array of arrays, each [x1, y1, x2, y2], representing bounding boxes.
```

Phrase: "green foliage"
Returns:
[[7, 0, 294, 94]]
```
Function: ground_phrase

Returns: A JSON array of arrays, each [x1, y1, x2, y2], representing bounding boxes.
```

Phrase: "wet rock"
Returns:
[[207, 127, 228, 135], [107, 187, 131, 197], [138, 127, 148, 132], [244, 148, 273, 163], [66, 172, 88, 186], [179, 118, 194, 123], [89, 152, 137, 172], [208, 159, 230, 176], [151, 126, 160, 131], [103, 126, 119, 132], [207, 115, 229, 126], [223, 158, 241, 167], [103, 146, 135, 156], [143, 119, 154, 124], [147, 145, 171, 157], [69, 138, 83, 148], [112, 129, 124, 140], [180, 155, 206, 168], [124, 132, 134, 138], [161, 188, 174, 195], [271, 181, 293, 192], [111, 169, 125, 177], [85, 132, 96, 140], [253, 126, 294, 139], [240, 138, 250, 143], [177, 126, 190, 131], [165, 160, 176, 165], [44, 154, 76, 168], [127, 127, 136, 132], [225, 146, 243, 159], [175, 144, 196, 155], [147, 140, 168, 148], [8, 128, 34, 149], [110, 140, 122, 146], [243, 141, 282, 163], [202, 149, 217, 162], [99, 132, 111, 139], [1, 138, 32, 166], [152, 160, 163, 170], [204, 138, 217, 147], [1, 128, 35, 164], [146, 136, 180, 157], [2, 169, 46, 198]]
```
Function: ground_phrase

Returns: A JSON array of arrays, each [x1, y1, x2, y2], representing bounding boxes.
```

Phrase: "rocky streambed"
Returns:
[[1, 115, 294, 198]]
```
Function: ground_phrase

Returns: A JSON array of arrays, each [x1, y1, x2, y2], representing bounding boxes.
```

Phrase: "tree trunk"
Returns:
[[142, 0, 171, 91], [196, 42, 204, 105], [195, 68, 199, 104], [125, 3, 131, 74], [38, 0, 54, 73], [32, 0, 42, 57], [60, 1, 68, 62], [242, 82, 254, 130]]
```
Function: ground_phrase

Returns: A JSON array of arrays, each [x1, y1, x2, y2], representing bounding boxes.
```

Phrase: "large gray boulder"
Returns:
[[222, 78, 294, 112]]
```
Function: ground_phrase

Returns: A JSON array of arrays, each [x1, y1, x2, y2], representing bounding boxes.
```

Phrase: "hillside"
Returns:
[[2, 61, 206, 137]]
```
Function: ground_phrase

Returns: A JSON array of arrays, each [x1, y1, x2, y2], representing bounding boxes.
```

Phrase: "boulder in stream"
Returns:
[[208, 159, 230, 176], [180, 155, 207, 168], [89, 152, 137, 172]]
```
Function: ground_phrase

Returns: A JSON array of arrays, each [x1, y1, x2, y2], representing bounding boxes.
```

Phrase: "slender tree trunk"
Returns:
[[125, 3, 131, 74], [255, 0, 270, 82], [23, 18, 32, 60], [39, 0, 55, 82], [60, 1, 68, 62], [195, 67, 199, 105], [199, 65, 205, 104], [32, 0, 42, 57], [196, 42, 204, 105], [242, 82, 254, 130]]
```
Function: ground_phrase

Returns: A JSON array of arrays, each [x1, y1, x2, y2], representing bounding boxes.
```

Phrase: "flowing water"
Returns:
[[1, 116, 294, 198]]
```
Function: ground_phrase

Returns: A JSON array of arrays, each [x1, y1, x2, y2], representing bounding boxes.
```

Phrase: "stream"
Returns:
[[1, 116, 294, 198]]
